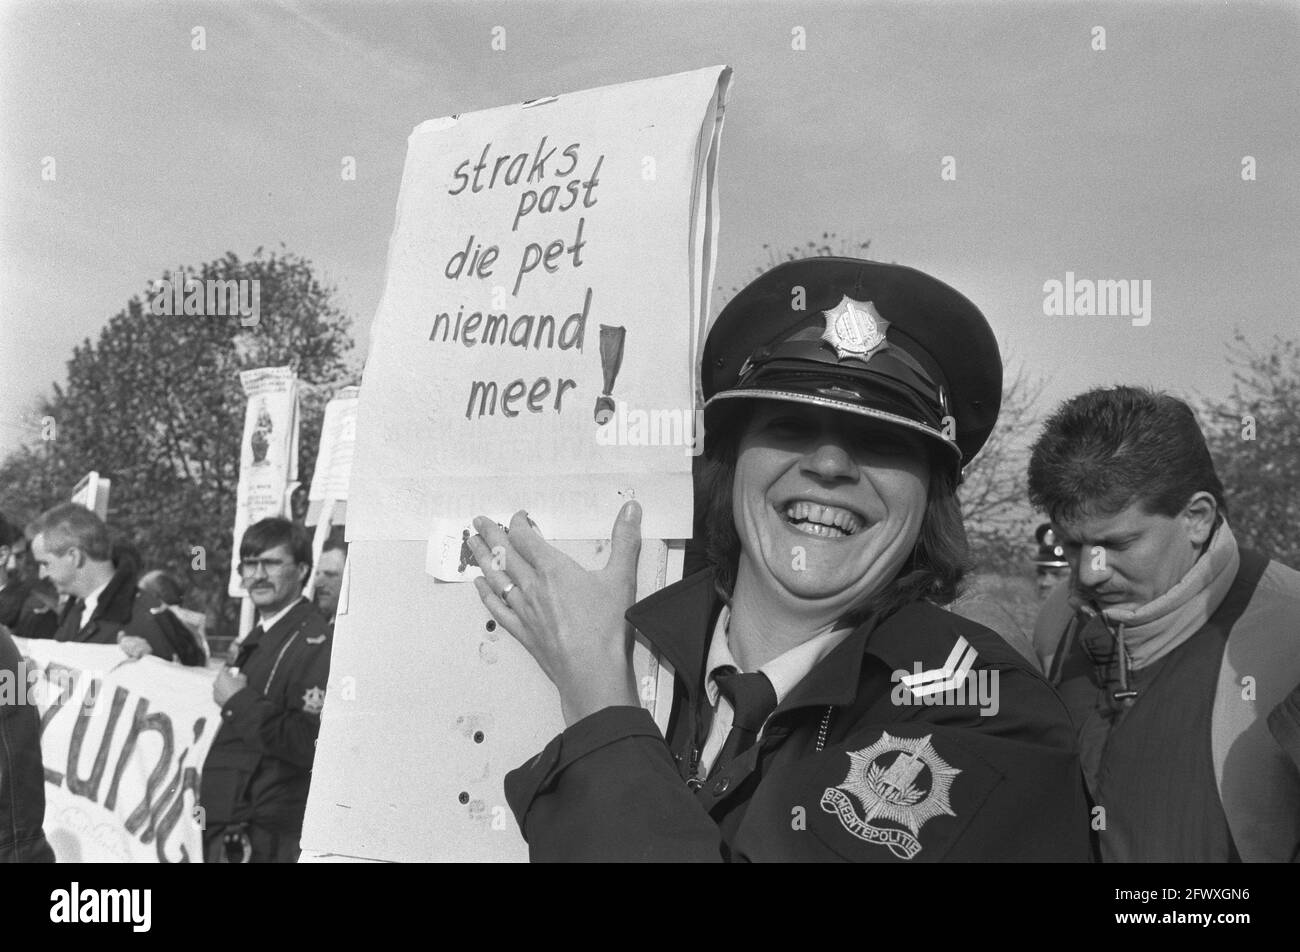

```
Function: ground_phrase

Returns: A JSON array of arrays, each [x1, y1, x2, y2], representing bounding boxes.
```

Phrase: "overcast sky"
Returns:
[[2, 0, 1297, 461]]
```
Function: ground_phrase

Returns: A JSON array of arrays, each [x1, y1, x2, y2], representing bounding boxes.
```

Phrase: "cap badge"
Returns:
[[821, 296, 890, 361], [820, 731, 959, 860]]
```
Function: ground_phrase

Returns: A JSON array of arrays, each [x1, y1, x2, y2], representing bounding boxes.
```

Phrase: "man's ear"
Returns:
[[1182, 492, 1218, 547]]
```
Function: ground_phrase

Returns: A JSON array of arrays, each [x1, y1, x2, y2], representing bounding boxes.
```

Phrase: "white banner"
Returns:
[[229, 366, 300, 596], [13, 639, 220, 863]]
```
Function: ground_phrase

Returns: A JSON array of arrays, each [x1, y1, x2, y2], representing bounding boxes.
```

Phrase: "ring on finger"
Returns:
[[500, 581, 516, 598]]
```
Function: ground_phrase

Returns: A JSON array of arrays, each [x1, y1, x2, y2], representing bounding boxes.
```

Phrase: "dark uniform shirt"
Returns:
[[200, 599, 332, 857], [505, 569, 1091, 862]]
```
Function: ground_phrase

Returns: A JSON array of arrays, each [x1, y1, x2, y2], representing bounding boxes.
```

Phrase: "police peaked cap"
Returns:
[[1034, 523, 1069, 568], [702, 257, 1002, 476]]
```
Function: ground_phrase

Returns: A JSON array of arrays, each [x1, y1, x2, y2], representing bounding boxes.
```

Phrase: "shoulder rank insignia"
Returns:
[[820, 731, 959, 860], [821, 296, 890, 361], [302, 686, 326, 714], [899, 635, 978, 698]]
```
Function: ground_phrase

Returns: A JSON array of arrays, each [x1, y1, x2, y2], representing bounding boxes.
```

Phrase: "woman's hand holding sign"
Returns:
[[470, 502, 642, 727]]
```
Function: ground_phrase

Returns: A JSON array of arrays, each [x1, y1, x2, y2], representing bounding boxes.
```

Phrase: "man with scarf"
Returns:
[[1029, 386, 1300, 862]]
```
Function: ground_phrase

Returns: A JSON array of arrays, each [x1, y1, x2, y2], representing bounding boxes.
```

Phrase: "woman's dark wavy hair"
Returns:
[[701, 403, 970, 624]]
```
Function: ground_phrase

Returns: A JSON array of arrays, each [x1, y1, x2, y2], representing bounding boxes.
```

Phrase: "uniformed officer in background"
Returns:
[[1033, 522, 1070, 599], [201, 517, 331, 863], [469, 257, 1090, 862]]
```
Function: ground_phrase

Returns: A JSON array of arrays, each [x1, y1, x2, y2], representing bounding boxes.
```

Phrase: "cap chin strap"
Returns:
[[704, 389, 962, 472]]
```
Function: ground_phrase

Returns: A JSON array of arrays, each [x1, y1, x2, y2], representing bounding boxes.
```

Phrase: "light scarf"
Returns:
[[1072, 520, 1240, 670]]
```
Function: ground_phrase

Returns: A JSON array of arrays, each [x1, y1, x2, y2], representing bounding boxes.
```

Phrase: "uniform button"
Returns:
[[712, 777, 730, 795]]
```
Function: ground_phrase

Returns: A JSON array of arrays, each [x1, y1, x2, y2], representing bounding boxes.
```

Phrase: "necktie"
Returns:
[[62, 598, 84, 636], [712, 669, 778, 774], [231, 625, 264, 668]]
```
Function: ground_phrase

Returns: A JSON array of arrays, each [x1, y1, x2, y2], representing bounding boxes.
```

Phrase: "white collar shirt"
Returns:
[[234, 596, 305, 647], [697, 604, 854, 778], [79, 578, 111, 629]]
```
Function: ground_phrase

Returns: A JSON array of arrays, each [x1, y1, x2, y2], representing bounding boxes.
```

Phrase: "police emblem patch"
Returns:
[[820, 731, 959, 860], [821, 296, 890, 361], [302, 686, 326, 714]]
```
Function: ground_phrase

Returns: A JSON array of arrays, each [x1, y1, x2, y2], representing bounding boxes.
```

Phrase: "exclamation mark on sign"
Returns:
[[594, 325, 626, 424]]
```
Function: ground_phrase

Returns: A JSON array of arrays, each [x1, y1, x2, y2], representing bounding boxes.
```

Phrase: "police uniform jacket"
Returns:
[[504, 569, 1092, 862], [54, 569, 205, 666], [200, 599, 331, 835]]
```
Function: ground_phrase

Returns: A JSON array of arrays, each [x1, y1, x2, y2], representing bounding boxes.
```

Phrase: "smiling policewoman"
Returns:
[[469, 258, 1091, 862]]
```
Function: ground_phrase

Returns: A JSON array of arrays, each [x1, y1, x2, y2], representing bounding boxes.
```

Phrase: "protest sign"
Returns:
[[347, 65, 729, 542], [302, 537, 682, 862], [70, 471, 111, 522], [303, 66, 729, 861], [305, 385, 359, 599], [306, 385, 359, 527], [228, 366, 300, 598], [11, 639, 219, 863]]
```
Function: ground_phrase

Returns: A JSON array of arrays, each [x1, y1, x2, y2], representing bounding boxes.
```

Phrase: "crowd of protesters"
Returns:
[[1, 504, 343, 863]]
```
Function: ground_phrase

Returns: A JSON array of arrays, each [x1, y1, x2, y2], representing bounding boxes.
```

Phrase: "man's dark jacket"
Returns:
[[505, 569, 1092, 862], [0, 580, 58, 640], [200, 599, 332, 846], [0, 628, 55, 862], [53, 569, 205, 666]]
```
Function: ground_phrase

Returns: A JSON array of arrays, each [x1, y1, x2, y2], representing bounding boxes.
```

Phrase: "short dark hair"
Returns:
[[27, 503, 112, 561], [138, 569, 185, 605], [1028, 386, 1227, 524], [240, 517, 313, 572], [0, 514, 23, 549], [111, 539, 143, 577], [700, 402, 969, 622], [322, 537, 348, 557]]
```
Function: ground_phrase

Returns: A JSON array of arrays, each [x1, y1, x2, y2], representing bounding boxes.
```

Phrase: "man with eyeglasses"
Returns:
[[200, 517, 332, 863]]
